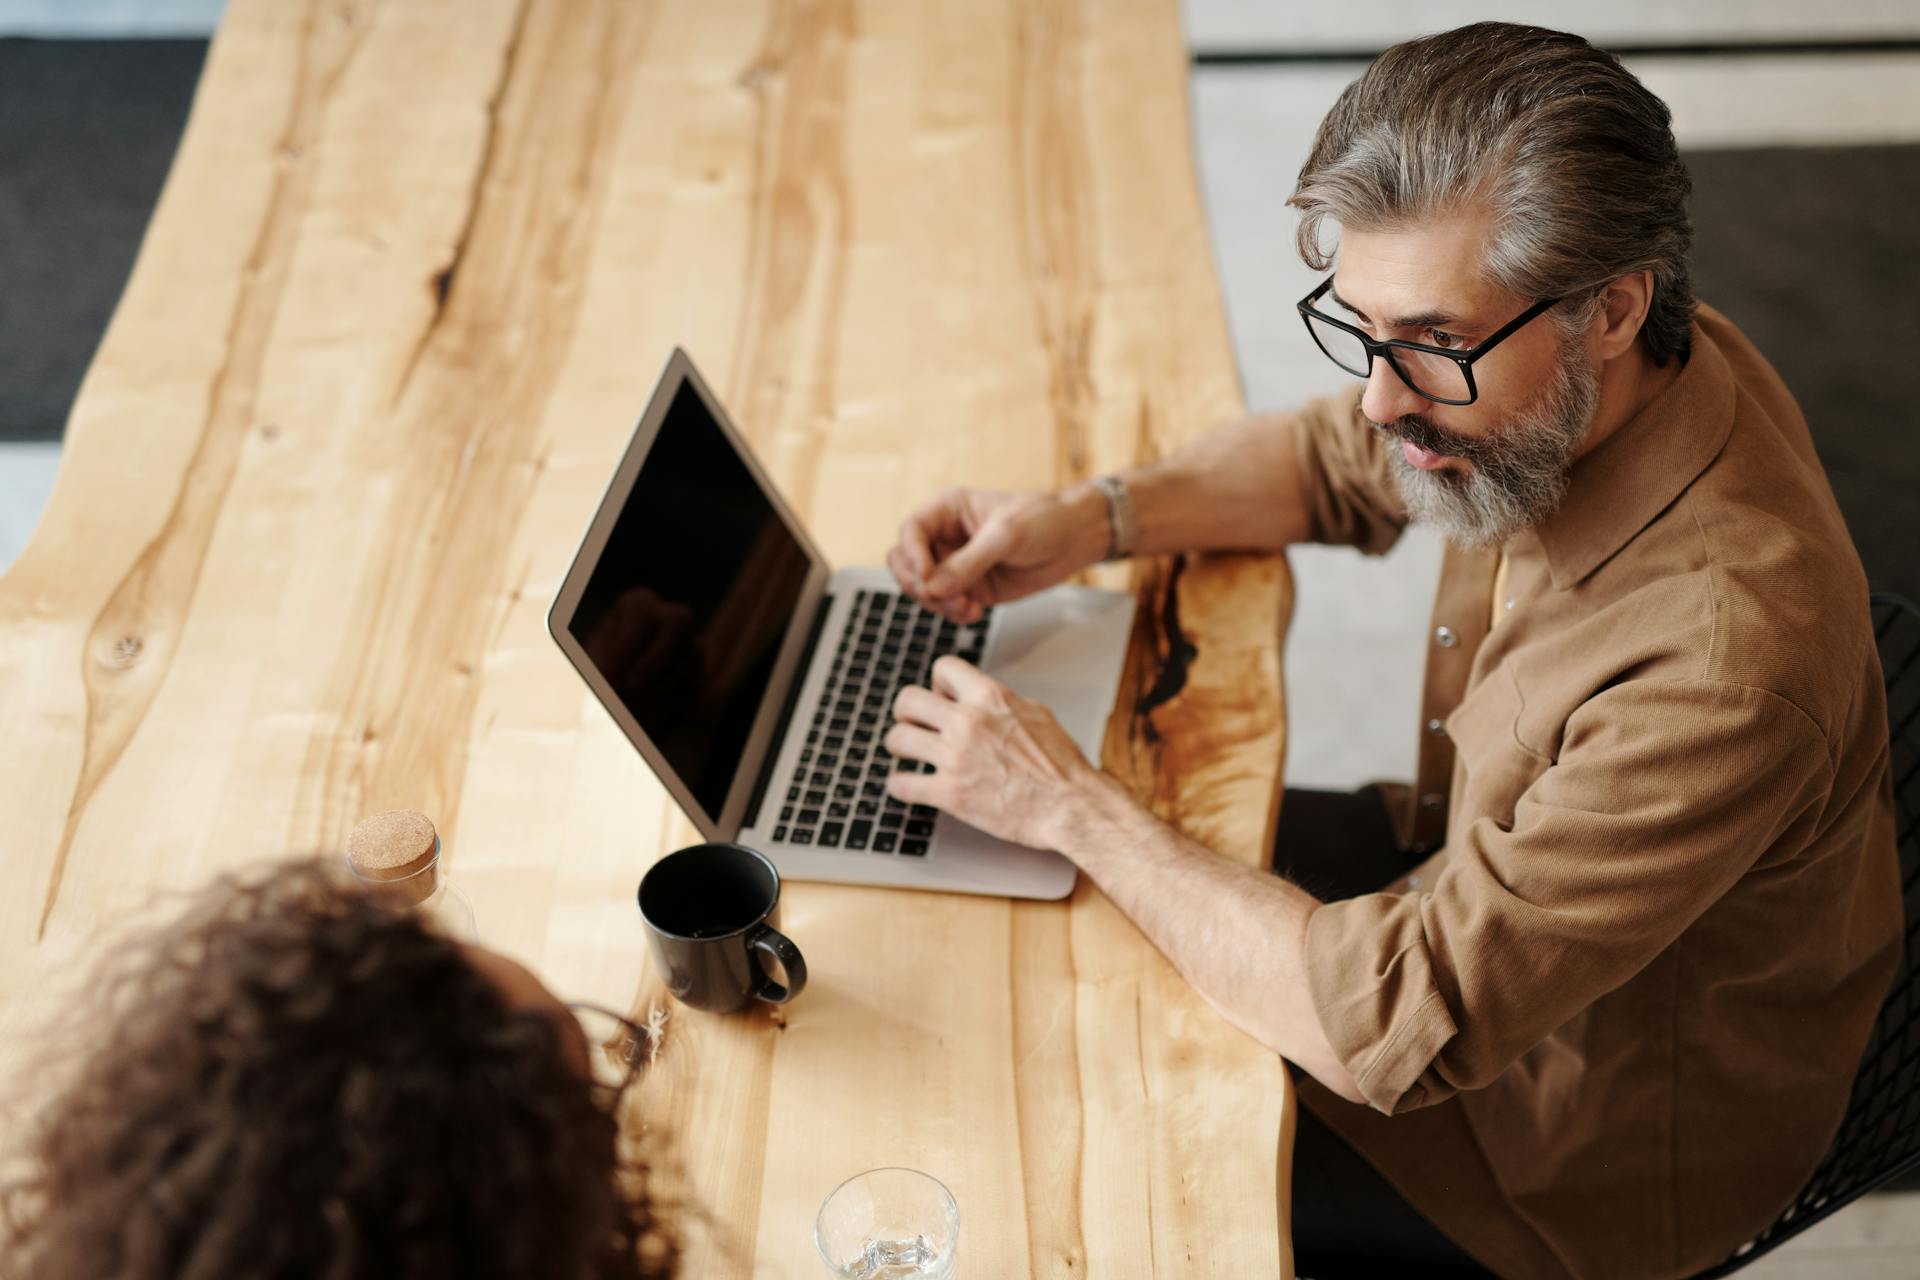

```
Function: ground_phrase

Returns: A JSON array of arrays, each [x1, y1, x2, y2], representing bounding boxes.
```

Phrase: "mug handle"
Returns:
[[748, 925, 807, 1004]]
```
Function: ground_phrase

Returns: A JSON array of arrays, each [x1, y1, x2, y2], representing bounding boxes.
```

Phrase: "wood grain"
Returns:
[[0, 1, 1294, 1273]]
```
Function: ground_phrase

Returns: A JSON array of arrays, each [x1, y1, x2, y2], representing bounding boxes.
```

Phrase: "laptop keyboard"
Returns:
[[770, 589, 991, 856]]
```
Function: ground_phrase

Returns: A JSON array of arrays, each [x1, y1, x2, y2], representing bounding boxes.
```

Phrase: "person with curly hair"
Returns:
[[0, 858, 677, 1279]]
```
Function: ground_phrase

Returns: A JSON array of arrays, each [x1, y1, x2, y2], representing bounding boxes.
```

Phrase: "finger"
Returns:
[[924, 596, 971, 624], [883, 721, 946, 764], [912, 585, 971, 624], [886, 545, 925, 597], [891, 684, 961, 731], [925, 520, 1013, 599], [884, 769, 941, 809], [929, 654, 1000, 704], [898, 516, 935, 580], [899, 489, 968, 580]]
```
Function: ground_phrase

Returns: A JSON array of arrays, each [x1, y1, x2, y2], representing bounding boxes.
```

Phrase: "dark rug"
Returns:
[[0, 43, 1913, 595], [1686, 145, 1920, 604], [0, 37, 207, 443]]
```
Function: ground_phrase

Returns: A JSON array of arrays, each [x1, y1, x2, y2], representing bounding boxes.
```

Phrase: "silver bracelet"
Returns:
[[1091, 474, 1137, 562]]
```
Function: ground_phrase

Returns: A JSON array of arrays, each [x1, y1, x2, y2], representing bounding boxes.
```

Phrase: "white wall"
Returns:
[[1184, 0, 1920, 53], [0, 0, 226, 37]]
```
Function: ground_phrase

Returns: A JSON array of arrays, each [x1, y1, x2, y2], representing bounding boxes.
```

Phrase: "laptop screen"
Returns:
[[566, 379, 813, 819]]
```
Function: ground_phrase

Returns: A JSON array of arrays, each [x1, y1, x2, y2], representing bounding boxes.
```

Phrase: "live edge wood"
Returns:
[[0, 1, 1293, 1274]]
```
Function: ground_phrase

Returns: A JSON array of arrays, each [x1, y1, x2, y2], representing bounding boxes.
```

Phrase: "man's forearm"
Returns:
[[1058, 775, 1365, 1104], [1069, 411, 1314, 558]]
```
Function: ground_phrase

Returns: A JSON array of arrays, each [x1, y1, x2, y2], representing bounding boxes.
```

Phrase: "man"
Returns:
[[880, 23, 1900, 1280], [1, 859, 677, 1279]]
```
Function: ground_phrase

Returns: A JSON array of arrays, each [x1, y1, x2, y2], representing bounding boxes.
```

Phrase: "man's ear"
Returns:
[[1596, 270, 1656, 362]]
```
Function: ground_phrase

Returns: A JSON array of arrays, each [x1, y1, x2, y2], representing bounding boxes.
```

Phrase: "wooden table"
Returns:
[[0, 1, 1295, 1273]]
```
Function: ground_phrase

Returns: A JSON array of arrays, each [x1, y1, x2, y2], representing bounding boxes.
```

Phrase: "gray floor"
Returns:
[[0, 36, 209, 442], [0, 443, 59, 573], [0, 1, 223, 569]]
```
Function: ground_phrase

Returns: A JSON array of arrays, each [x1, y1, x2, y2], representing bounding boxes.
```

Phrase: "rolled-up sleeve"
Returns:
[[1304, 678, 1834, 1115], [1291, 388, 1407, 555]]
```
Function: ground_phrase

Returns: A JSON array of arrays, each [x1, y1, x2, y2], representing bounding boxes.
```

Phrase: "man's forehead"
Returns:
[[1330, 220, 1510, 326]]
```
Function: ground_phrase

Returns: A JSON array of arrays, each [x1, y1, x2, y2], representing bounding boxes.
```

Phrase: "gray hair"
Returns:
[[1289, 23, 1695, 365]]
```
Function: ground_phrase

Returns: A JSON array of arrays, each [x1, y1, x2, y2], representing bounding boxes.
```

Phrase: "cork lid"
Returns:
[[346, 810, 440, 884]]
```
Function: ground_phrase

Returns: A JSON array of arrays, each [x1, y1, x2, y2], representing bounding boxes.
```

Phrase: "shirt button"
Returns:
[[1407, 874, 1422, 890], [1426, 718, 1446, 736], [1420, 793, 1444, 809], [1435, 625, 1458, 648], [1505, 597, 1516, 611]]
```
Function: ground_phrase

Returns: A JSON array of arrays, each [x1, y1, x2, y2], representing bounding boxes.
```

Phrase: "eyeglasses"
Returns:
[[565, 1000, 653, 1099], [1296, 277, 1562, 406]]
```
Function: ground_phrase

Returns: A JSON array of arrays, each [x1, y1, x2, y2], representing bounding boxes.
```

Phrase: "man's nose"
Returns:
[[1360, 354, 1432, 426]]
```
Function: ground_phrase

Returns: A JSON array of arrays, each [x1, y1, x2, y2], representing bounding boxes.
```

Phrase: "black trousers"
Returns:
[[1273, 787, 1495, 1280]]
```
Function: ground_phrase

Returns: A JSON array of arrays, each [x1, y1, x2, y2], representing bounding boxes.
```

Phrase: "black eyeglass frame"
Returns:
[[1296, 277, 1563, 406]]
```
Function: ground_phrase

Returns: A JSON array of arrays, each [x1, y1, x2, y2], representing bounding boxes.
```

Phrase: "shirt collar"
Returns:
[[1529, 306, 1736, 590]]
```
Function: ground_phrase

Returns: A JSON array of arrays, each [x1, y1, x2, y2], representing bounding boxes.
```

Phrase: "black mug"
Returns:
[[638, 842, 807, 1013]]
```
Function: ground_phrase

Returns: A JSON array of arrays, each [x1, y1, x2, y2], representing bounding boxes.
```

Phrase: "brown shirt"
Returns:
[[1286, 305, 1901, 1280]]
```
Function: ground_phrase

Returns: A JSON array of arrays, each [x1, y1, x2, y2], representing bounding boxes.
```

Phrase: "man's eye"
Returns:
[[1428, 330, 1466, 350]]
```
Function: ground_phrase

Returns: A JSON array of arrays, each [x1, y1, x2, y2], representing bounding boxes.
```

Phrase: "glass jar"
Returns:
[[345, 809, 477, 940]]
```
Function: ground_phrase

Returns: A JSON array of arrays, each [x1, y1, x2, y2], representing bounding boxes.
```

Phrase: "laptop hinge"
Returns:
[[743, 590, 835, 832]]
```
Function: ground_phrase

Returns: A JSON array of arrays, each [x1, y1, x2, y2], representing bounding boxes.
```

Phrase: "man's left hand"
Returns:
[[883, 656, 1108, 851]]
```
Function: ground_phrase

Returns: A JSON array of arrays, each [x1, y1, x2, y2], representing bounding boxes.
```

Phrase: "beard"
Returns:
[[1375, 347, 1601, 549]]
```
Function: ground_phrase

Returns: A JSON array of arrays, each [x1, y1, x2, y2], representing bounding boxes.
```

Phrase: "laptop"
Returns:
[[548, 349, 1136, 900]]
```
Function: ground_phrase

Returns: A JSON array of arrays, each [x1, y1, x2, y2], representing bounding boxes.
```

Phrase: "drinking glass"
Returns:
[[565, 1001, 651, 1097], [814, 1167, 959, 1279]]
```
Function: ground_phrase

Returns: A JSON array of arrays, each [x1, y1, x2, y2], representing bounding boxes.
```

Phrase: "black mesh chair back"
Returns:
[[1693, 592, 1920, 1277]]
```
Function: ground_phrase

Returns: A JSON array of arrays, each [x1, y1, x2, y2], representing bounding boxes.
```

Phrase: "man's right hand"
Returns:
[[887, 485, 1110, 623]]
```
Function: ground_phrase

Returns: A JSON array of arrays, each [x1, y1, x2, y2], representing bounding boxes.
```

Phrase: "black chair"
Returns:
[[1692, 592, 1920, 1277]]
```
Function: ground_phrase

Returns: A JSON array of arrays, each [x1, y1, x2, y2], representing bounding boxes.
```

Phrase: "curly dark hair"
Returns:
[[0, 859, 676, 1279]]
